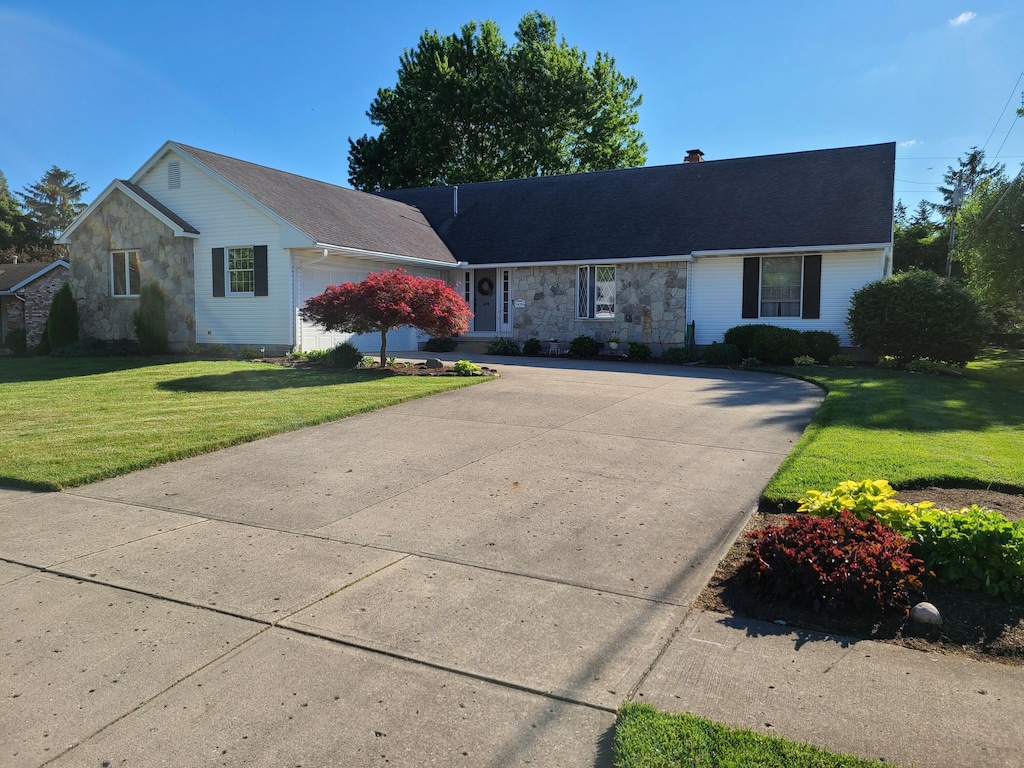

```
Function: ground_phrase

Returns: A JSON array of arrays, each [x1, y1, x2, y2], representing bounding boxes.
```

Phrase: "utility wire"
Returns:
[[982, 71, 1024, 152], [993, 114, 1021, 161]]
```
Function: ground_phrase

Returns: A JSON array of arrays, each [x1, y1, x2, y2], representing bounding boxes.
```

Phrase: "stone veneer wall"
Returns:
[[2, 265, 70, 349], [511, 261, 689, 349], [67, 189, 195, 348]]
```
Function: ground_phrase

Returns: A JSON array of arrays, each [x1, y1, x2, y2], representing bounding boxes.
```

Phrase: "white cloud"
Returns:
[[899, 139, 921, 148], [949, 11, 977, 26]]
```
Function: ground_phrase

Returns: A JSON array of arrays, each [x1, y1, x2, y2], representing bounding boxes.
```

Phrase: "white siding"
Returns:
[[691, 250, 885, 346], [296, 260, 447, 353], [137, 151, 294, 346]]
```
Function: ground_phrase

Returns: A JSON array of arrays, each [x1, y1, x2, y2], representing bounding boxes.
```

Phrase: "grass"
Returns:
[[763, 348, 1024, 508], [614, 703, 894, 768], [0, 357, 488, 490]]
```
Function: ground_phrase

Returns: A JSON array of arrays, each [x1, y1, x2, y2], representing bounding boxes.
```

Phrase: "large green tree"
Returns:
[[17, 165, 88, 242], [0, 170, 34, 255], [893, 200, 950, 275], [954, 171, 1024, 329], [929, 147, 1004, 219], [348, 12, 646, 191]]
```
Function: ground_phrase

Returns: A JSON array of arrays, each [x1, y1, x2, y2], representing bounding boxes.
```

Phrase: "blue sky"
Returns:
[[2, 1, 1022, 215]]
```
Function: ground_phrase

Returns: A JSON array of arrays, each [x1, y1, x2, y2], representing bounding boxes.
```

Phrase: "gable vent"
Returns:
[[168, 160, 181, 189]]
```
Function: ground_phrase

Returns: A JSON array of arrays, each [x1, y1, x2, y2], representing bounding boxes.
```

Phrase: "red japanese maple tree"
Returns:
[[301, 269, 472, 367]]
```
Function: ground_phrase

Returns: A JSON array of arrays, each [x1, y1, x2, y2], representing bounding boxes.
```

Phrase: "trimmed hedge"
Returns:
[[702, 342, 741, 365], [801, 330, 840, 363], [748, 326, 804, 365]]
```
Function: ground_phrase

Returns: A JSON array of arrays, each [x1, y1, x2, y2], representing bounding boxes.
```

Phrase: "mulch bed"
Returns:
[[261, 358, 498, 377], [696, 488, 1024, 666]]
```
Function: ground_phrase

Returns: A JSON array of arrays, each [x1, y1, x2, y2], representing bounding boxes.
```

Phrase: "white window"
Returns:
[[111, 250, 141, 297], [577, 265, 616, 319], [760, 255, 802, 317], [227, 246, 255, 295]]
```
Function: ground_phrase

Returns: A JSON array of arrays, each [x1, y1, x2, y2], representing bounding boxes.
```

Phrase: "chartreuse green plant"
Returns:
[[797, 480, 1024, 602], [453, 359, 482, 376], [614, 703, 891, 768]]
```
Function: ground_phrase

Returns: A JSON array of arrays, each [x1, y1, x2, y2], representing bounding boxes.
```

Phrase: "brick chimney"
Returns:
[[684, 149, 705, 163]]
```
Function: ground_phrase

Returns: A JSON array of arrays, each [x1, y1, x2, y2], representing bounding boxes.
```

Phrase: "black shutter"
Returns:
[[741, 257, 760, 319], [254, 245, 269, 296], [212, 248, 225, 297], [802, 254, 822, 319]]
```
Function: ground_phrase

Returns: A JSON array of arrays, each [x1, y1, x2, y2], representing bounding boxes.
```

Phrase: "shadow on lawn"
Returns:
[[0, 356, 180, 384], [157, 368, 390, 392]]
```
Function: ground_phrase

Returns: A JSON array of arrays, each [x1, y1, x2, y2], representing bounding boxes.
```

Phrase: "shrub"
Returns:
[[875, 355, 901, 369], [660, 346, 695, 364], [741, 356, 762, 368], [903, 505, 1024, 602], [423, 336, 458, 353], [453, 359, 482, 376], [323, 342, 362, 369], [238, 346, 262, 360], [183, 343, 203, 357], [748, 326, 805, 365], [522, 337, 542, 355], [4, 327, 27, 355], [35, 320, 51, 355], [132, 281, 169, 355], [46, 283, 79, 350], [701, 342, 741, 366], [486, 337, 520, 355], [848, 270, 990, 365], [801, 330, 840, 363], [793, 355, 816, 366], [907, 357, 944, 374], [627, 342, 651, 360], [723, 324, 775, 357], [569, 334, 599, 357], [746, 511, 928, 615], [828, 353, 856, 367], [359, 355, 376, 368]]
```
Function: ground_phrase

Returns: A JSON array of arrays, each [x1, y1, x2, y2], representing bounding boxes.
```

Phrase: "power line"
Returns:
[[993, 114, 1021, 161], [982, 71, 1024, 152]]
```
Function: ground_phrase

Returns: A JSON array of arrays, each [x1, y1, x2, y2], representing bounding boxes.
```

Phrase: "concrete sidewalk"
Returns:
[[1, 358, 1021, 767]]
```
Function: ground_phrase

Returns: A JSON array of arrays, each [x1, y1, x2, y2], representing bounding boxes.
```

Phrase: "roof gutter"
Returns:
[[690, 243, 891, 258], [465, 254, 695, 270], [311, 242, 464, 269]]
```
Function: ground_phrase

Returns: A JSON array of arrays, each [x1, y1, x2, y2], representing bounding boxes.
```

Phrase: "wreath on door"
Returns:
[[477, 277, 494, 296]]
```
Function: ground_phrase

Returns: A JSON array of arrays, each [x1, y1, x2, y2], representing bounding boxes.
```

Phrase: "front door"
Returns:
[[473, 268, 496, 332]]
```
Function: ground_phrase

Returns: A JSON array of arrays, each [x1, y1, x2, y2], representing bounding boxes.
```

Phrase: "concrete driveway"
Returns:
[[1, 359, 823, 767]]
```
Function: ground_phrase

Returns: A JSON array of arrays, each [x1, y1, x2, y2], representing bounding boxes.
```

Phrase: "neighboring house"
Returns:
[[0, 259, 70, 349], [59, 140, 894, 353]]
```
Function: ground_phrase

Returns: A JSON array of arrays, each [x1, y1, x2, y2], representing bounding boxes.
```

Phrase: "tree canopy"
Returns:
[[300, 269, 472, 366], [929, 147, 1004, 219], [954, 171, 1024, 328], [347, 12, 647, 191], [892, 200, 950, 275], [17, 165, 88, 243]]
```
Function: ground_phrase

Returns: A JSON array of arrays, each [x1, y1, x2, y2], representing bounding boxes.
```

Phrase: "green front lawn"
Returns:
[[764, 349, 1024, 507], [0, 357, 487, 490], [614, 703, 893, 768]]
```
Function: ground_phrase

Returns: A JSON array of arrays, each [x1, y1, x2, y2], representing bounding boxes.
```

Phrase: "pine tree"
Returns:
[[17, 166, 88, 242]]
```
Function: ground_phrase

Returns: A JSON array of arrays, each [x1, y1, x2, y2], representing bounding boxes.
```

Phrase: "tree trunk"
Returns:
[[379, 328, 387, 368]]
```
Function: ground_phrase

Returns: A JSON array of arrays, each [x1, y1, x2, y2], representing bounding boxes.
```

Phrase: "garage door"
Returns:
[[298, 267, 419, 353]]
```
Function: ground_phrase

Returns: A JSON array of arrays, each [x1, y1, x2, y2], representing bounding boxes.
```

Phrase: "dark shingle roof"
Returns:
[[173, 143, 456, 264], [119, 180, 199, 234], [0, 260, 67, 292], [379, 143, 896, 264]]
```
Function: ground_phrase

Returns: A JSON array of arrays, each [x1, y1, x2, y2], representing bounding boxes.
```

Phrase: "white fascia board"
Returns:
[[1, 259, 71, 293], [464, 254, 694, 269], [690, 243, 891, 258], [57, 179, 199, 243], [311, 242, 460, 269], [156, 142, 318, 247]]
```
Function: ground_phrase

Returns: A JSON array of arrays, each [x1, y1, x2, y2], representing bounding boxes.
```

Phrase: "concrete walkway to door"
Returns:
[[2, 358, 1020, 767]]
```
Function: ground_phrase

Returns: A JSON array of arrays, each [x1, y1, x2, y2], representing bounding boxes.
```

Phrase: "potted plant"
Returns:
[[607, 336, 620, 350]]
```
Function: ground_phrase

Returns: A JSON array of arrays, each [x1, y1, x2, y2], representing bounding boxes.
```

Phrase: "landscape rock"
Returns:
[[910, 601, 942, 626], [424, 358, 444, 369]]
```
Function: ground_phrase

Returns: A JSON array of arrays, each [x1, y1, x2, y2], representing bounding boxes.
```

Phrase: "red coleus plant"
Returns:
[[301, 269, 472, 367], [745, 510, 930, 615]]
